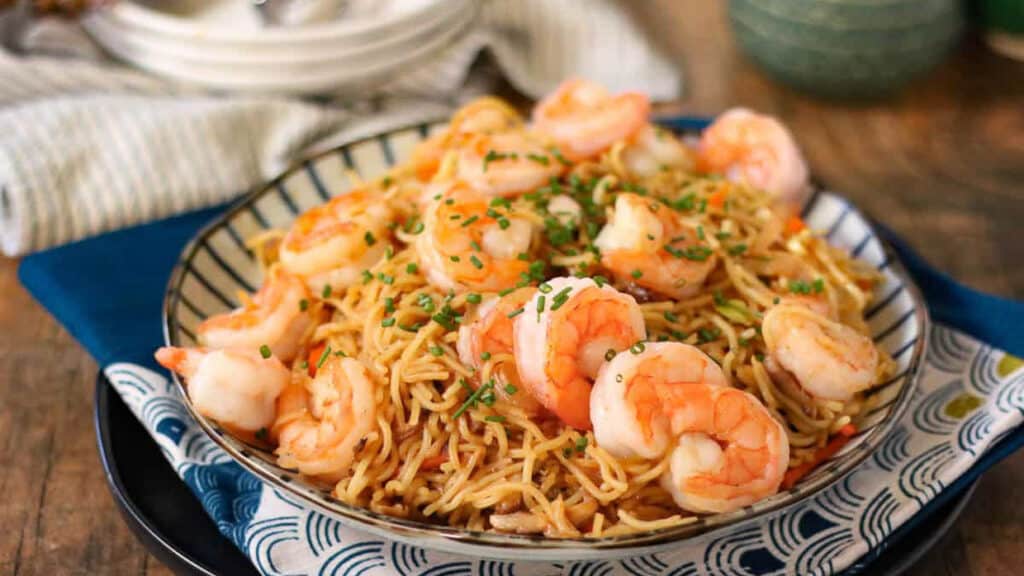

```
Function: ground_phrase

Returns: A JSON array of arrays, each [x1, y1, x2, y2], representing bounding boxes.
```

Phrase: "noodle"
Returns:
[[233, 100, 895, 539]]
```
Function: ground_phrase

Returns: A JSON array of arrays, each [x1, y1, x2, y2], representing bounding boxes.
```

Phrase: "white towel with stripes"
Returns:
[[0, 0, 681, 256]]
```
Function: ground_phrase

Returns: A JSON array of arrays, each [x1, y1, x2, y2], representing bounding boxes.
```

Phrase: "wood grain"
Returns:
[[1, 1, 1022, 574]]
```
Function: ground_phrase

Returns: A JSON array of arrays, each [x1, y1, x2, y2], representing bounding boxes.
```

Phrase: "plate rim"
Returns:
[[160, 117, 930, 559]]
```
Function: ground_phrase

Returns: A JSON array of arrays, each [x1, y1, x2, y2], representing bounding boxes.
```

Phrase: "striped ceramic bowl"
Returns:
[[730, 0, 965, 98], [161, 117, 927, 560]]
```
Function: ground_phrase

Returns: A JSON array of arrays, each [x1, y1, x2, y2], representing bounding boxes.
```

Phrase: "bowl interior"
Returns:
[[162, 120, 926, 559]]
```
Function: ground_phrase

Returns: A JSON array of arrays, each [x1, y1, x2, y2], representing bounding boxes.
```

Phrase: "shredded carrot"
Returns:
[[785, 215, 806, 235], [420, 451, 449, 471], [781, 425, 857, 489], [307, 343, 326, 377], [708, 187, 729, 209]]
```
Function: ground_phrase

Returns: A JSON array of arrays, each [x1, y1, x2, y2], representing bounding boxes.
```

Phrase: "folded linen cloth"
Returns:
[[18, 122, 1024, 574], [0, 0, 682, 256]]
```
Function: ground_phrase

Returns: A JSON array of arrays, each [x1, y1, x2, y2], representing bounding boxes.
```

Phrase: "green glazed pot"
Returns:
[[730, 0, 965, 98]]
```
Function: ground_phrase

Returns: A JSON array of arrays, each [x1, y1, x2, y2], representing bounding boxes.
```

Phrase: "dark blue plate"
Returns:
[[95, 373, 976, 576]]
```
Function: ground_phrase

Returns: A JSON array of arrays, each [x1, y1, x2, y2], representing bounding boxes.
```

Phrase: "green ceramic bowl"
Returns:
[[730, 0, 965, 98]]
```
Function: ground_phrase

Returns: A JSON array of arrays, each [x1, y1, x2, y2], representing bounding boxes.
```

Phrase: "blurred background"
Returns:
[[0, 1, 1021, 575]]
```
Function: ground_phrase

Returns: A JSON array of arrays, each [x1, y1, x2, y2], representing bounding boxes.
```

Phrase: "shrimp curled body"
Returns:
[[273, 356, 377, 481], [155, 346, 289, 433], [591, 342, 789, 513], [514, 277, 646, 430]]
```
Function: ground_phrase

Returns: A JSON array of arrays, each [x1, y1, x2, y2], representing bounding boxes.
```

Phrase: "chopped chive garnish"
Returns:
[[549, 147, 571, 166], [299, 299, 309, 312], [384, 297, 395, 313], [715, 231, 731, 240], [363, 231, 376, 246], [539, 283, 553, 294], [497, 217, 511, 230], [728, 244, 748, 256], [696, 226, 705, 240], [445, 198, 455, 205], [755, 352, 766, 362], [429, 345, 443, 357], [812, 278, 825, 293], [507, 307, 525, 319], [498, 287, 514, 297], [682, 246, 713, 261], [485, 415, 507, 423], [480, 351, 492, 361], [432, 313, 456, 331], [517, 252, 530, 261], [663, 311, 679, 323], [470, 240, 482, 252], [316, 345, 331, 369], [406, 263, 419, 274], [788, 280, 812, 294], [773, 296, 781, 304], [334, 350, 346, 357], [631, 269, 643, 279], [470, 255, 484, 270], [536, 295, 546, 320], [255, 427, 268, 441], [322, 284, 333, 298], [399, 322, 422, 333], [377, 273, 394, 285], [361, 270, 373, 284], [449, 255, 461, 263], [550, 286, 573, 311], [630, 341, 646, 354], [466, 293, 482, 304], [563, 447, 574, 458], [385, 245, 394, 260], [259, 345, 271, 359], [453, 379, 495, 419], [575, 436, 588, 451], [461, 215, 480, 228], [526, 153, 550, 165], [664, 245, 684, 258], [450, 214, 462, 220], [504, 383, 518, 394], [593, 275, 608, 287], [412, 221, 425, 234], [604, 348, 616, 361], [299, 361, 308, 370], [381, 317, 396, 327]]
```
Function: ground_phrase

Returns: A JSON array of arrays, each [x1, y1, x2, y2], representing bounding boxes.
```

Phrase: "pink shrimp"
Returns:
[[761, 302, 879, 401], [595, 192, 717, 298], [457, 288, 546, 416], [513, 277, 646, 430], [415, 181, 536, 292], [155, 346, 289, 433], [273, 356, 377, 481], [197, 267, 316, 362], [696, 108, 810, 208], [411, 97, 524, 182], [456, 131, 565, 197], [591, 342, 789, 513], [532, 78, 650, 161], [278, 188, 394, 296]]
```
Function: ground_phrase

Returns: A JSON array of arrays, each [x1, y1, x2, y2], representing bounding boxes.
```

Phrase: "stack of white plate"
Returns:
[[82, 0, 476, 96]]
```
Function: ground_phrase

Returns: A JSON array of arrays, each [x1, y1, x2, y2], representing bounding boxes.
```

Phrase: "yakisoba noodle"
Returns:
[[157, 80, 894, 537]]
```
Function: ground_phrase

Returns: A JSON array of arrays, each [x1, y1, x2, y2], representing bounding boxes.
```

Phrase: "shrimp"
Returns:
[[196, 267, 316, 362], [619, 125, 696, 179], [532, 78, 650, 161], [456, 131, 564, 197], [514, 277, 647, 429], [457, 288, 546, 416], [761, 302, 879, 401], [273, 356, 377, 480], [595, 193, 717, 299], [415, 181, 536, 292], [591, 342, 789, 513], [697, 108, 810, 208], [155, 346, 289, 433], [411, 97, 524, 181], [278, 188, 394, 296]]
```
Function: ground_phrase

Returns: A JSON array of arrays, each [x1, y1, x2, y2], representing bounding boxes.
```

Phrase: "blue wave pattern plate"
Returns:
[[108, 119, 1019, 572]]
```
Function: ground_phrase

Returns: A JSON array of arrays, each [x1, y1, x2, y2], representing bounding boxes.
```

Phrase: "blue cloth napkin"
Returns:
[[18, 166, 1024, 574]]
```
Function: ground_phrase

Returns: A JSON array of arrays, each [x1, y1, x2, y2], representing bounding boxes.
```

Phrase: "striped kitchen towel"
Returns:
[[0, 0, 681, 257]]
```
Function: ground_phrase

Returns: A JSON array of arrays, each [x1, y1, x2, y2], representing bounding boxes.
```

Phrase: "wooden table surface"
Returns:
[[2, 2, 1022, 574]]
